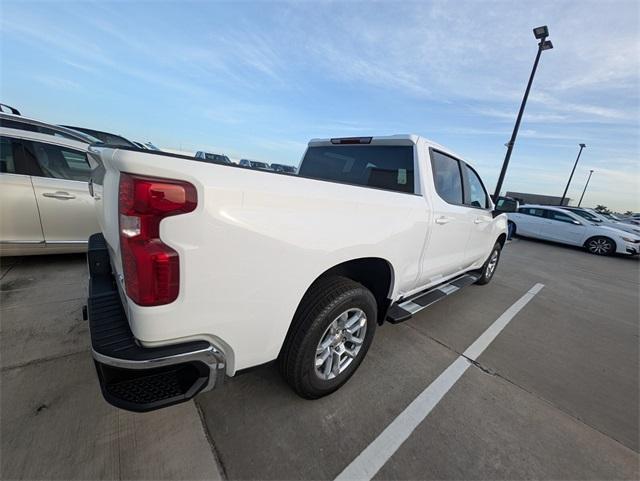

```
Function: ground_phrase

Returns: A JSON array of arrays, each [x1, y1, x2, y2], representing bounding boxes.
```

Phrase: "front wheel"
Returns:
[[475, 242, 502, 285], [278, 276, 377, 399], [585, 236, 615, 256]]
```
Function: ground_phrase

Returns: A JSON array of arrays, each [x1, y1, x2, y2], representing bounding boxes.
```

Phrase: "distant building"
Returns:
[[506, 191, 570, 206]]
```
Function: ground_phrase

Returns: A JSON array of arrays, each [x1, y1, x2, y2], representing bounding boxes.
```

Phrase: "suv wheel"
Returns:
[[586, 236, 615, 256], [279, 276, 377, 399]]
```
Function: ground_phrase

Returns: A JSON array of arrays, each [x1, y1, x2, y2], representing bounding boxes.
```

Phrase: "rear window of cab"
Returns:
[[299, 145, 414, 194]]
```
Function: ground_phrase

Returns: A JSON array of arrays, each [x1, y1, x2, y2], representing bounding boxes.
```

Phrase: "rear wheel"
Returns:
[[475, 242, 502, 285], [507, 221, 516, 239], [278, 276, 377, 399], [585, 236, 615, 256]]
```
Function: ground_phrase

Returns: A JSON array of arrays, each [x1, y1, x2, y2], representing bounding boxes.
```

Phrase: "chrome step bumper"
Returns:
[[87, 233, 225, 412]]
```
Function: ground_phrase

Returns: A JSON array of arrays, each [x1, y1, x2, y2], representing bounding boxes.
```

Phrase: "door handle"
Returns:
[[474, 218, 488, 224], [42, 191, 76, 200], [435, 216, 452, 225]]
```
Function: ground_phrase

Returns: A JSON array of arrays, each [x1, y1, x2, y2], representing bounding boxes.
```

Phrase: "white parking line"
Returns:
[[335, 283, 545, 481]]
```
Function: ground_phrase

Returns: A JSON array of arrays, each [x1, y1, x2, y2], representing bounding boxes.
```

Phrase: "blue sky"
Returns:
[[1, 0, 638, 211]]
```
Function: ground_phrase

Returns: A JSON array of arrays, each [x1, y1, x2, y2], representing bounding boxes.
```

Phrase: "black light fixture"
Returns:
[[559, 143, 587, 205], [533, 26, 549, 39], [540, 40, 554, 51], [493, 26, 554, 200]]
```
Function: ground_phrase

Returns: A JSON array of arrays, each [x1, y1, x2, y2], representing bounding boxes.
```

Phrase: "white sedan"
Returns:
[[507, 204, 640, 256]]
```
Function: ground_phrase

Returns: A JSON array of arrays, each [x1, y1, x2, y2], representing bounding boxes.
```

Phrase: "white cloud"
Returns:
[[34, 75, 81, 90]]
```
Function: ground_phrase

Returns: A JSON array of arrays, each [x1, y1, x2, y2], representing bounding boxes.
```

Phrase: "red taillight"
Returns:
[[119, 173, 197, 306]]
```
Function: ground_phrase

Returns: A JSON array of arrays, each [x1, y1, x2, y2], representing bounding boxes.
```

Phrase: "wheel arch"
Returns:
[[316, 257, 395, 324], [289, 257, 394, 329], [496, 233, 507, 248]]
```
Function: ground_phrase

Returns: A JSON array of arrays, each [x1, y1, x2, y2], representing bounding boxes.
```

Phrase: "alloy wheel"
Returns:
[[314, 308, 367, 381], [486, 250, 499, 278], [588, 238, 613, 255]]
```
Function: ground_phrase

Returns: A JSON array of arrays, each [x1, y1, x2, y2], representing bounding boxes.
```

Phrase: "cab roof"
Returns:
[[307, 134, 465, 163]]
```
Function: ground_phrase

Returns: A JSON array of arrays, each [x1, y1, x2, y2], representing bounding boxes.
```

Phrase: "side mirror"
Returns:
[[494, 196, 519, 214]]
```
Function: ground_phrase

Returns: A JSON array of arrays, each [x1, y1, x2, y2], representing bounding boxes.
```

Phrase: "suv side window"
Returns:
[[519, 207, 546, 217], [0, 137, 18, 173], [463, 164, 489, 209], [23, 140, 91, 182], [431, 150, 463, 204], [547, 210, 578, 224]]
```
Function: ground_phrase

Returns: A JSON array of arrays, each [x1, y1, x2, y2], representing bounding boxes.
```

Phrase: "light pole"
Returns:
[[578, 169, 594, 207], [493, 26, 553, 201], [559, 143, 586, 205]]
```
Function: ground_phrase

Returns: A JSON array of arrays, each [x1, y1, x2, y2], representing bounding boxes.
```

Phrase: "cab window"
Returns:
[[431, 151, 463, 204], [300, 145, 415, 194], [464, 164, 489, 209]]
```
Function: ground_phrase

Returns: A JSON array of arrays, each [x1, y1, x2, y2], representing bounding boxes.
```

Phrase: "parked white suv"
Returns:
[[85, 134, 511, 411], [0, 128, 99, 255], [508, 204, 640, 256]]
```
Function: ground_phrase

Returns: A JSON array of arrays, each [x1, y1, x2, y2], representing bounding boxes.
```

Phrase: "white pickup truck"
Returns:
[[85, 135, 511, 412]]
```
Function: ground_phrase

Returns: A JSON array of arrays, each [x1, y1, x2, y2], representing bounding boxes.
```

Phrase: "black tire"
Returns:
[[507, 221, 516, 239], [585, 236, 616, 256], [278, 276, 377, 399], [475, 242, 502, 285]]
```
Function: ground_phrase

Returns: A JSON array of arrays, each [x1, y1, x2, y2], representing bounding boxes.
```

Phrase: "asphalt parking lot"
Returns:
[[1, 238, 638, 480]]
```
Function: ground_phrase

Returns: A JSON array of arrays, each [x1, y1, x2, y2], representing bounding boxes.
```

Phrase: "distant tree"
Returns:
[[594, 205, 611, 214], [624, 210, 633, 216]]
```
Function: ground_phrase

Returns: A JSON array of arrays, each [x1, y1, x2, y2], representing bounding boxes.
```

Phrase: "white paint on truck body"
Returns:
[[91, 134, 507, 375]]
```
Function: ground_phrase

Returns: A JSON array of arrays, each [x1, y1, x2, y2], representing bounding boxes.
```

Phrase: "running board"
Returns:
[[386, 273, 480, 324]]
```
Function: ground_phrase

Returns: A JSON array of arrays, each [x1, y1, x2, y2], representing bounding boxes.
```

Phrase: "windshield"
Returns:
[[251, 161, 268, 168], [570, 209, 601, 222]]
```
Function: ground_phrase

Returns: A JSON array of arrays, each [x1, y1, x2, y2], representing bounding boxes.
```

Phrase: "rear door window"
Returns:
[[23, 140, 91, 182], [299, 145, 414, 194], [430, 151, 463, 204]]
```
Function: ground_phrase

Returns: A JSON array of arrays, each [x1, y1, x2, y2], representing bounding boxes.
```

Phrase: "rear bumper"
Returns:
[[87, 233, 225, 412]]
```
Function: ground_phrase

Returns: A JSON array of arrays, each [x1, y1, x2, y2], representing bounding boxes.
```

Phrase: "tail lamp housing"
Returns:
[[118, 173, 197, 306]]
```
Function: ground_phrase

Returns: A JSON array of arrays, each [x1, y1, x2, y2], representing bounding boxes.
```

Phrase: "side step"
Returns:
[[386, 273, 480, 324]]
